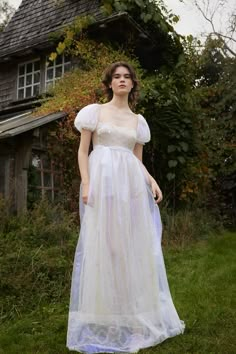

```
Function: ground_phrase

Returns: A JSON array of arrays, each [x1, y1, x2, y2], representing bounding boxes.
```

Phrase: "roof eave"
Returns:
[[0, 111, 67, 139], [0, 12, 154, 63]]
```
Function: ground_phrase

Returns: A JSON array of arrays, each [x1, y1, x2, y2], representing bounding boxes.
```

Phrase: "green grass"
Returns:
[[0, 232, 235, 354]]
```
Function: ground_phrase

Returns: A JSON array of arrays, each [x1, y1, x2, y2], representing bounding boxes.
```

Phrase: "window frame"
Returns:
[[45, 53, 71, 91], [17, 58, 41, 100], [29, 150, 63, 202]]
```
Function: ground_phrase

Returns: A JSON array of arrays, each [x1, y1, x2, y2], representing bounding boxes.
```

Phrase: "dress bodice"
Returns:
[[74, 103, 151, 149], [92, 122, 137, 150]]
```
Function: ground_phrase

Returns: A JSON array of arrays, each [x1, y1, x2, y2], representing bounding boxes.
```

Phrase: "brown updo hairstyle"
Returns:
[[102, 61, 139, 108]]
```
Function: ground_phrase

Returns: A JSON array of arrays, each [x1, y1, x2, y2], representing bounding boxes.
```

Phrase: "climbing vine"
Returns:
[[33, 6, 200, 210], [101, 0, 180, 32]]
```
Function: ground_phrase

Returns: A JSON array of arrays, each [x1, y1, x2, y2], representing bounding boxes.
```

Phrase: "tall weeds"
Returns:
[[0, 198, 78, 322], [160, 202, 223, 247], [0, 197, 223, 322]]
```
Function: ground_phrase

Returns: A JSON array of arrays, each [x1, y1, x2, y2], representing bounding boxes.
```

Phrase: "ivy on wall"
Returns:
[[32, 3, 209, 211]]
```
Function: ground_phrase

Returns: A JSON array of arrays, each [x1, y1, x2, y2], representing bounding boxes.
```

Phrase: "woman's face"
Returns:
[[110, 66, 134, 97]]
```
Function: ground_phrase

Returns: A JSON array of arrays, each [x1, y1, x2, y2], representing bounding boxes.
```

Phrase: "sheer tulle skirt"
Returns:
[[67, 145, 185, 353]]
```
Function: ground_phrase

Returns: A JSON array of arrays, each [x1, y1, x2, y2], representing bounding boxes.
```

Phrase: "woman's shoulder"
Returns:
[[74, 103, 100, 132], [79, 103, 100, 111], [137, 112, 147, 122], [136, 112, 151, 144]]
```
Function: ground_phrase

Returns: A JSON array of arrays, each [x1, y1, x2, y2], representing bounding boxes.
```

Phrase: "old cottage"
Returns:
[[0, 0, 178, 214]]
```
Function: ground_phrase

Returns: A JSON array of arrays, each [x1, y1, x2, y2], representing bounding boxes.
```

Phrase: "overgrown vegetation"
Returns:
[[0, 199, 235, 353], [34, 16, 198, 215], [0, 198, 77, 322], [1, 1, 235, 352], [30, 1, 235, 226], [0, 197, 223, 324]]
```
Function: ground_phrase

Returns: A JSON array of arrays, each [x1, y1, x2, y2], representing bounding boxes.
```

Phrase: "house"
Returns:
[[0, 0, 179, 214]]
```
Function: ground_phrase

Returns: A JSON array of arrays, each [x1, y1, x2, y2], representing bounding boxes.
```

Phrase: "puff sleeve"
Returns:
[[136, 114, 151, 145], [74, 103, 99, 133]]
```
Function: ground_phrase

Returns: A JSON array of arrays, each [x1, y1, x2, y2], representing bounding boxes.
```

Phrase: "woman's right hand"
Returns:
[[82, 183, 89, 204]]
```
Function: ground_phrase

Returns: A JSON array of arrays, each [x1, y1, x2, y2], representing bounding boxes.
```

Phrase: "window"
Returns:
[[17, 59, 41, 99], [28, 151, 63, 203], [45, 53, 71, 91]]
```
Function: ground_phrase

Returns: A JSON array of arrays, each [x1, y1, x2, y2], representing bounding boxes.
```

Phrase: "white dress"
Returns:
[[67, 103, 185, 353]]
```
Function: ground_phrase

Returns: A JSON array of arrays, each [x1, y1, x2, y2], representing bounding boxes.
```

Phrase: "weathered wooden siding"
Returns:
[[0, 53, 46, 110], [15, 132, 33, 213], [0, 140, 16, 209], [0, 51, 77, 112], [0, 62, 16, 110]]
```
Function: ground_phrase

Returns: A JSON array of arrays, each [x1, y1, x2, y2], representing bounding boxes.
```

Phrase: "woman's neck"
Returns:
[[109, 96, 130, 110]]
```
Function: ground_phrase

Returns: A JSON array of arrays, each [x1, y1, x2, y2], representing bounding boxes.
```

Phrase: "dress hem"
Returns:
[[67, 323, 185, 354]]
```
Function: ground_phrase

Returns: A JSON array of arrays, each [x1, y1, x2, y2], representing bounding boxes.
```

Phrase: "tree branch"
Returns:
[[193, 0, 236, 57]]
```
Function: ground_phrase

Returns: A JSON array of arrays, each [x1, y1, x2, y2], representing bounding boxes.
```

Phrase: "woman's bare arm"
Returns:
[[133, 143, 163, 203], [78, 129, 92, 204]]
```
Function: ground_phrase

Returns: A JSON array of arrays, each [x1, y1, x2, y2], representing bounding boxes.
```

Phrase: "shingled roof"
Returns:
[[0, 0, 182, 71], [0, 0, 105, 60], [0, 110, 66, 139]]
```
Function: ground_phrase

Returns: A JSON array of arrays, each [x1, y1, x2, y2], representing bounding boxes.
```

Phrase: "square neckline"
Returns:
[[96, 103, 139, 133]]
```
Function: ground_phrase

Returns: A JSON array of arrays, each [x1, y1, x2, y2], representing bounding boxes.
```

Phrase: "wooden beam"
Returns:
[[15, 132, 33, 214]]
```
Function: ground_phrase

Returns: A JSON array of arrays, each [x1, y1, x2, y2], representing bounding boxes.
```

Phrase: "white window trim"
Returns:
[[17, 58, 41, 100], [45, 53, 71, 91]]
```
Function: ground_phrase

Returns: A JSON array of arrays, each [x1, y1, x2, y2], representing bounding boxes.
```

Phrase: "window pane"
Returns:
[[42, 155, 51, 169], [54, 174, 62, 188], [55, 66, 62, 78], [30, 188, 42, 201], [54, 190, 62, 202], [19, 65, 25, 75], [47, 68, 53, 80], [44, 173, 52, 187], [64, 63, 71, 73], [56, 55, 62, 65], [34, 72, 40, 84], [34, 61, 40, 71], [64, 54, 71, 63], [33, 85, 40, 96], [34, 171, 42, 186], [18, 76, 25, 88], [18, 89, 24, 99], [45, 189, 53, 201], [26, 86, 32, 97], [26, 62, 33, 73], [26, 74, 32, 85]]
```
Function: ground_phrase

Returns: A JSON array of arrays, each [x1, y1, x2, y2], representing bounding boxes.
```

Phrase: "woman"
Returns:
[[67, 62, 185, 353]]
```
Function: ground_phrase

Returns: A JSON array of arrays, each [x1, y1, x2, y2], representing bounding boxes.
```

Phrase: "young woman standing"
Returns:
[[67, 62, 185, 353]]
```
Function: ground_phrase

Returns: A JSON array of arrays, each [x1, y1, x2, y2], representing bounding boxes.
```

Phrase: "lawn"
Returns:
[[0, 232, 235, 354]]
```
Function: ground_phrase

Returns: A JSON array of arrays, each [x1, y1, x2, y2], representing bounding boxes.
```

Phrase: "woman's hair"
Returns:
[[102, 61, 139, 108]]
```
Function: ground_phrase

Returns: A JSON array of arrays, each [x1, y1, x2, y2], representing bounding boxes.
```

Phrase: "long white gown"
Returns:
[[67, 103, 185, 353]]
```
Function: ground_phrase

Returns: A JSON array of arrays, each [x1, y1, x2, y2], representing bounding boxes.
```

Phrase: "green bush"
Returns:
[[0, 198, 78, 322], [160, 203, 223, 247]]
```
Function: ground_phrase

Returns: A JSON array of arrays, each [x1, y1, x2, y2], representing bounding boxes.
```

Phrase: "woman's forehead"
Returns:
[[113, 66, 131, 75]]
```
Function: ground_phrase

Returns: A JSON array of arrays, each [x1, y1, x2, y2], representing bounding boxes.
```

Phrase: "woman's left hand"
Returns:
[[150, 178, 163, 204]]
